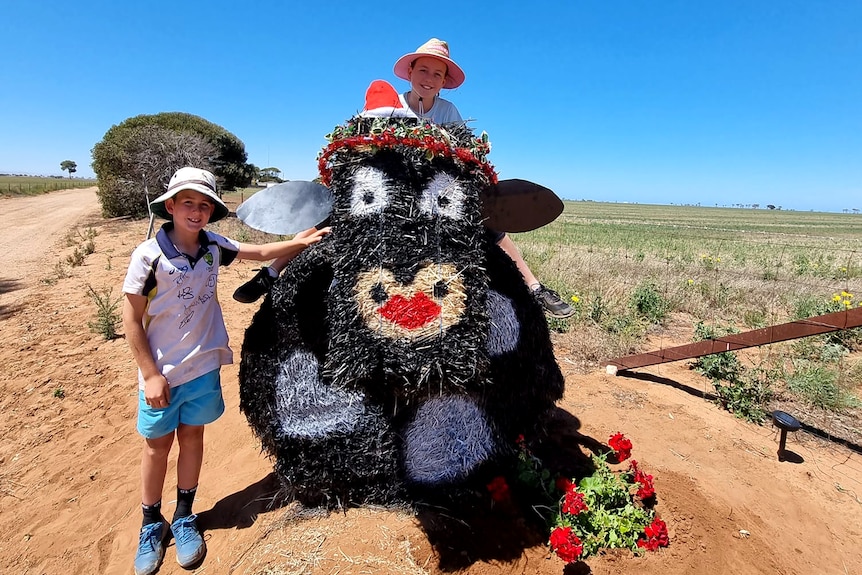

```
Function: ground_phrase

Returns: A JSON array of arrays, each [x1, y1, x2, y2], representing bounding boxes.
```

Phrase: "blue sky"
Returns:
[[2, 1, 860, 212]]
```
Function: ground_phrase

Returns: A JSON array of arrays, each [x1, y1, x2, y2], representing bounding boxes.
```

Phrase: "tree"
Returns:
[[259, 167, 283, 183], [92, 112, 254, 217], [93, 125, 217, 218], [60, 160, 77, 178]]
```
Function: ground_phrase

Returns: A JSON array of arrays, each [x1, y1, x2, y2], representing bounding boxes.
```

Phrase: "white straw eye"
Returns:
[[349, 166, 390, 216], [418, 172, 465, 220]]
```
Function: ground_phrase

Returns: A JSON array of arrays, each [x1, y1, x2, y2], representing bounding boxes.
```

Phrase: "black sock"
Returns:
[[173, 486, 197, 521], [142, 501, 163, 528]]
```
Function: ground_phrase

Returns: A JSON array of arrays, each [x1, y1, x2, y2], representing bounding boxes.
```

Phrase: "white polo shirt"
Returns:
[[123, 223, 241, 390]]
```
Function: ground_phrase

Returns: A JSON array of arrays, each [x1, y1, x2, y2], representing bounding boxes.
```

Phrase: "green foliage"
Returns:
[[552, 451, 661, 560], [691, 322, 744, 383], [92, 112, 254, 217], [60, 160, 77, 177], [64, 228, 97, 268], [53, 387, 65, 399], [786, 363, 862, 410], [792, 292, 862, 351], [629, 281, 670, 324], [713, 366, 775, 423], [690, 322, 773, 422], [86, 284, 123, 340]]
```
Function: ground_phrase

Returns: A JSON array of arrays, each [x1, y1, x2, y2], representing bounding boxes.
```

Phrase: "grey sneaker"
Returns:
[[171, 514, 206, 568], [134, 521, 167, 575], [233, 267, 275, 303], [533, 285, 575, 319]]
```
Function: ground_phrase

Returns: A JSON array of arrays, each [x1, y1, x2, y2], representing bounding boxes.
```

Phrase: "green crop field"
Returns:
[[513, 200, 862, 325], [0, 175, 97, 196]]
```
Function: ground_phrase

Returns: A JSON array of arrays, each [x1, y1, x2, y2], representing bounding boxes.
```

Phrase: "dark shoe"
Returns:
[[533, 285, 575, 319], [134, 520, 168, 575], [233, 267, 275, 303], [171, 514, 206, 568]]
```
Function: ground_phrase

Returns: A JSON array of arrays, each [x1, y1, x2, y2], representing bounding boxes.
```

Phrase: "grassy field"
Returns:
[[516, 201, 862, 324], [0, 175, 97, 196]]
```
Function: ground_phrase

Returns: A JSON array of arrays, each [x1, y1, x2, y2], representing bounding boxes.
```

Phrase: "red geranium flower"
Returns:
[[486, 475, 510, 502], [637, 517, 669, 551], [562, 488, 588, 515], [555, 476, 574, 493], [609, 432, 633, 462], [634, 468, 655, 500], [549, 526, 583, 563]]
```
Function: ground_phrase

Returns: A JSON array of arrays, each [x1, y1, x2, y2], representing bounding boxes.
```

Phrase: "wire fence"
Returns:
[[0, 180, 97, 195]]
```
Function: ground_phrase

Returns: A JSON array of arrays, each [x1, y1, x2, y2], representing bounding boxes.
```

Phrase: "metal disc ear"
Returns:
[[480, 179, 564, 233], [237, 181, 333, 235]]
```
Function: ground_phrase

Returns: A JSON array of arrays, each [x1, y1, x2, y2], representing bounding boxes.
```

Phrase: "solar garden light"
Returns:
[[771, 410, 801, 461]]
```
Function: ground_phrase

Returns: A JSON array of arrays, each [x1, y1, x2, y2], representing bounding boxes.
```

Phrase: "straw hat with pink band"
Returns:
[[393, 38, 466, 89]]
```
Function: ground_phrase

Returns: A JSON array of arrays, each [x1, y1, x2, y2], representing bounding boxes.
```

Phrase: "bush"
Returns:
[[629, 281, 670, 324], [92, 112, 255, 218], [86, 284, 123, 340], [786, 363, 862, 411]]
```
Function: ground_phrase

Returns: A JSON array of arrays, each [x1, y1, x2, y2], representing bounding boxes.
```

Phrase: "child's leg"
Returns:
[[496, 233, 574, 318], [171, 423, 204, 521], [136, 432, 173, 575], [141, 432, 174, 507], [170, 425, 207, 567], [497, 233, 540, 288]]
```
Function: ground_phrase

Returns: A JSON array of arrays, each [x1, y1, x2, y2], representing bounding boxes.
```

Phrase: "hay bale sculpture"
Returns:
[[237, 81, 565, 508]]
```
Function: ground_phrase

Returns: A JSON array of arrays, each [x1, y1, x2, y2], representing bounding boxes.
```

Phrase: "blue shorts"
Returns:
[[137, 370, 225, 439]]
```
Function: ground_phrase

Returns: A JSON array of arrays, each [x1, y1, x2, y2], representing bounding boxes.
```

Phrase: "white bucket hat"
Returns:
[[150, 166, 229, 222]]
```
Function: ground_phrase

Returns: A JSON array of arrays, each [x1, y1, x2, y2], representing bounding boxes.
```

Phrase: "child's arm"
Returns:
[[123, 293, 171, 407], [237, 226, 330, 262]]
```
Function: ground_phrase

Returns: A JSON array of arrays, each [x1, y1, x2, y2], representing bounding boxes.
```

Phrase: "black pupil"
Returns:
[[370, 283, 388, 303]]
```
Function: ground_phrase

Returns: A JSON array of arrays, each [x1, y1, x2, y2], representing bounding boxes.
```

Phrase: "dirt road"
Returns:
[[0, 187, 100, 313]]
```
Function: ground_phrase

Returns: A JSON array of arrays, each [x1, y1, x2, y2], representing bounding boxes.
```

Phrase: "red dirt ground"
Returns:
[[1, 188, 860, 575]]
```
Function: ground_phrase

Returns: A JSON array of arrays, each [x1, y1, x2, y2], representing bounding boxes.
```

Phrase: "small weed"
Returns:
[[588, 295, 609, 324], [629, 282, 670, 324], [713, 366, 775, 423], [691, 322, 744, 383], [743, 310, 767, 329], [86, 284, 123, 340], [66, 247, 86, 267], [786, 364, 862, 411], [54, 261, 69, 279], [53, 387, 65, 399], [690, 322, 773, 422]]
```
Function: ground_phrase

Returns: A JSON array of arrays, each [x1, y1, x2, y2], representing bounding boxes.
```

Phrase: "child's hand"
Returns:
[[300, 227, 331, 246], [143, 374, 171, 408]]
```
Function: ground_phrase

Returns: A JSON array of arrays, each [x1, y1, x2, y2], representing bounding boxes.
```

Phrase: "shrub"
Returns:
[[629, 281, 670, 324], [92, 112, 255, 218], [86, 284, 123, 340], [786, 363, 862, 411]]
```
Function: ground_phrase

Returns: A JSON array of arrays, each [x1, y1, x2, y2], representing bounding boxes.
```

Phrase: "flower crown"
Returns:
[[317, 116, 497, 187]]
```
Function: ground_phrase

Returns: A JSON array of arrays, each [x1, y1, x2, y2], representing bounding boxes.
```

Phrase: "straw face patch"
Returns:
[[354, 263, 467, 339]]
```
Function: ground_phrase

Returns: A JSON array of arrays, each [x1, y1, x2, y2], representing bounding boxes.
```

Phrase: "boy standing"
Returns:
[[123, 167, 328, 575]]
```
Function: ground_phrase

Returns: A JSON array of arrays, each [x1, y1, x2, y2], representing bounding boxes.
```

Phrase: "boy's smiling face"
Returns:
[[407, 56, 448, 101], [166, 189, 215, 232]]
